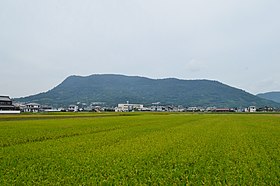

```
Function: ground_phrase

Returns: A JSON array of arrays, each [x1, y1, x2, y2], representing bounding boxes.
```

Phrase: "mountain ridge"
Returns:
[[16, 74, 280, 108], [257, 92, 280, 103]]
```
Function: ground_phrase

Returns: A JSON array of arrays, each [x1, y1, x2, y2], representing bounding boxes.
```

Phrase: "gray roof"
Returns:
[[0, 96, 12, 102], [0, 105, 15, 108], [26, 103, 40, 106]]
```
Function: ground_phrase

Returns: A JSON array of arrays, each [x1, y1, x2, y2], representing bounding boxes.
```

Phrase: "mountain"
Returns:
[[257, 92, 280, 103], [16, 74, 280, 108]]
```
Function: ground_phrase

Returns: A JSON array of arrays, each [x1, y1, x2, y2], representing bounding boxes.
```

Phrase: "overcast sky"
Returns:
[[1, 0, 279, 98]]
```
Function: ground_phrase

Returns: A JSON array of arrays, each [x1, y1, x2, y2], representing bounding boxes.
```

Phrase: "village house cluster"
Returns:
[[114, 103, 261, 112], [1, 95, 278, 114]]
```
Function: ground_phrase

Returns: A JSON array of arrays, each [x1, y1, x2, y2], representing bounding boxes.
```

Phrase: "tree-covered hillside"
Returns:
[[257, 92, 280, 103], [16, 74, 280, 108]]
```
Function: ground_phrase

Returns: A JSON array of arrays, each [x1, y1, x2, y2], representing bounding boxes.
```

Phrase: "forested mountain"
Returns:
[[16, 74, 280, 108], [257, 92, 280, 103]]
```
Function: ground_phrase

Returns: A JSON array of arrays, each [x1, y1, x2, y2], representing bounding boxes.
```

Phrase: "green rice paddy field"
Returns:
[[0, 113, 279, 185]]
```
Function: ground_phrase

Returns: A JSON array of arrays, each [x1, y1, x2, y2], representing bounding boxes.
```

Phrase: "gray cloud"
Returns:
[[1, 0, 279, 97]]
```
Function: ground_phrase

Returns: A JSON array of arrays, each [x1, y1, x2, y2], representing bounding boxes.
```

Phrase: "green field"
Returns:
[[0, 113, 279, 185]]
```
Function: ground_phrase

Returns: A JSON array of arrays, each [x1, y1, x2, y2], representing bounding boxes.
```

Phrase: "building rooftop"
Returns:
[[0, 105, 15, 108], [26, 103, 40, 106], [0, 96, 12, 102]]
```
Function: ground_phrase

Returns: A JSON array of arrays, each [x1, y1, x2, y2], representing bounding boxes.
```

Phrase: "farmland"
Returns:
[[0, 113, 279, 185]]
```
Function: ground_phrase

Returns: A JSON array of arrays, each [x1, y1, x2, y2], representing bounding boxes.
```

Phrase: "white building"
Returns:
[[115, 103, 144, 112], [23, 103, 40, 113], [68, 105, 79, 112], [248, 106, 256, 112], [187, 107, 199, 112], [150, 105, 168, 112]]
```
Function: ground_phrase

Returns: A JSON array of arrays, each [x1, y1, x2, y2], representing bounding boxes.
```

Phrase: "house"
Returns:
[[214, 108, 231, 112], [0, 96, 15, 110], [68, 105, 78, 112], [216, 108, 230, 112], [0, 96, 20, 114], [115, 103, 144, 112], [206, 107, 216, 112], [23, 103, 41, 113], [257, 106, 274, 112], [150, 105, 166, 112], [248, 106, 256, 112], [187, 107, 199, 112]]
